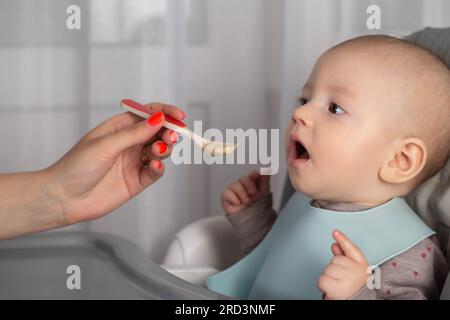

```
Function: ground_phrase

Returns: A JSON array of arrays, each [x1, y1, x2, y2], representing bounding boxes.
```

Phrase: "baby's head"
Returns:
[[286, 35, 450, 205]]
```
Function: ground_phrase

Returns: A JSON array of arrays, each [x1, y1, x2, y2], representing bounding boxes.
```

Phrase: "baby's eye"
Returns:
[[298, 97, 308, 106], [328, 103, 346, 114]]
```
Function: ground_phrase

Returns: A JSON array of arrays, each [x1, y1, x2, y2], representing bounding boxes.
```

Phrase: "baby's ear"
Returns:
[[379, 138, 427, 185]]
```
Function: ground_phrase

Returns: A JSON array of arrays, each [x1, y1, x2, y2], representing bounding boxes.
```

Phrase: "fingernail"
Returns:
[[156, 142, 168, 154], [170, 131, 179, 143], [155, 160, 163, 169], [180, 110, 186, 120], [147, 111, 164, 126]]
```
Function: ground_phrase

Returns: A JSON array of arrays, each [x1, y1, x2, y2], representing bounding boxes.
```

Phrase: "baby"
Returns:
[[212, 35, 450, 300]]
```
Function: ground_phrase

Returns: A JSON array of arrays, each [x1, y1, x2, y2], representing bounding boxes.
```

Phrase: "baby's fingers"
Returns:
[[249, 170, 270, 195], [229, 181, 251, 204], [239, 175, 258, 196], [249, 170, 260, 182], [317, 274, 339, 298], [331, 242, 345, 256], [332, 230, 367, 264], [322, 263, 346, 280], [222, 188, 241, 206]]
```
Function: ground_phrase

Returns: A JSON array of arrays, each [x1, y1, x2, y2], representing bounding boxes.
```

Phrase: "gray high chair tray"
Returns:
[[0, 231, 224, 299]]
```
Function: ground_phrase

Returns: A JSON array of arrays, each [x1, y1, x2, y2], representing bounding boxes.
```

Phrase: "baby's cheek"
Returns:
[[321, 144, 361, 179], [284, 125, 292, 155], [323, 143, 348, 166], [342, 147, 379, 183]]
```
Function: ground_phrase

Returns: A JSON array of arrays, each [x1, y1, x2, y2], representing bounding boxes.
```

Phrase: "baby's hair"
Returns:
[[333, 35, 450, 187]]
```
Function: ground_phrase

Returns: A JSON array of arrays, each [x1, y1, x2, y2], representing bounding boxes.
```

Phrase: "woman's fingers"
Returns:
[[160, 129, 180, 145], [83, 112, 141, 142], [95, 113, 165, 159], [83, 98, 185, 144], [139, 159, 164, 189], [142, 102, 185, 121], [145, 140, 172, 160]]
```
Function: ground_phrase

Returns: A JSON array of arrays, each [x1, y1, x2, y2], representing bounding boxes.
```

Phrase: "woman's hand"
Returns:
[[44, 102, 185, 225]]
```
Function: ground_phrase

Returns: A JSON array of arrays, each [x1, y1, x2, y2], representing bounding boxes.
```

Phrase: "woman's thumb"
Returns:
[[97, 112, 164, 157]]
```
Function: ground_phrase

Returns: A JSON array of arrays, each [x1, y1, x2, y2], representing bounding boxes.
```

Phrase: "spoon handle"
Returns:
[[121, 99, 206, 148]]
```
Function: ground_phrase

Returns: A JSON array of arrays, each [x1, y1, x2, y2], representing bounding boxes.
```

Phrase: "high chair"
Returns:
[[162, 25, 450, 296]]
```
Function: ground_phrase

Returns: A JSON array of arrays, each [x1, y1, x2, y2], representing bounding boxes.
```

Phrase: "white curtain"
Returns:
[[0, 0, 448, 262]]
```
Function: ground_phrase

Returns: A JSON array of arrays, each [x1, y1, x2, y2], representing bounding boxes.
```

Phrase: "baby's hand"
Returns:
[[317, 230, 371, 300], [221, 170, 270, 215]]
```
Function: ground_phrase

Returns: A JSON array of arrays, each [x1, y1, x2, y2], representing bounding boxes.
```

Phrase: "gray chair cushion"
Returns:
[[405, 27, 450, 65]]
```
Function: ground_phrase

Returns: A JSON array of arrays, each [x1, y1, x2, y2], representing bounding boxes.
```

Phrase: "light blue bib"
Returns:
[[207, 192, 435, 299]]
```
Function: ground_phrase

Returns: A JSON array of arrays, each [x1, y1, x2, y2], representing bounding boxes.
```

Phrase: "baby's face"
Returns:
[[285, 46, 409, 203]]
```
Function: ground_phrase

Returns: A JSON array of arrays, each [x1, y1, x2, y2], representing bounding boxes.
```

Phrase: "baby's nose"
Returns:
[[292, 106, 313, 128]]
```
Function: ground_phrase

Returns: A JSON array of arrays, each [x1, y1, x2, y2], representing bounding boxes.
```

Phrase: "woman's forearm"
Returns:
[[0, 170, 66, 239]]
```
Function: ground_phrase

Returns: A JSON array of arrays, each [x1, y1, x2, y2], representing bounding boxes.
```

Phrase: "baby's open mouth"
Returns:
[[295, 141, 310, 160], [289, 136, 310, 163]]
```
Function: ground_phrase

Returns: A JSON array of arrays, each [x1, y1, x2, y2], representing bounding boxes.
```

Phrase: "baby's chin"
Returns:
[[287, 168, 315, 197], [288, 167, 337, 201]]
